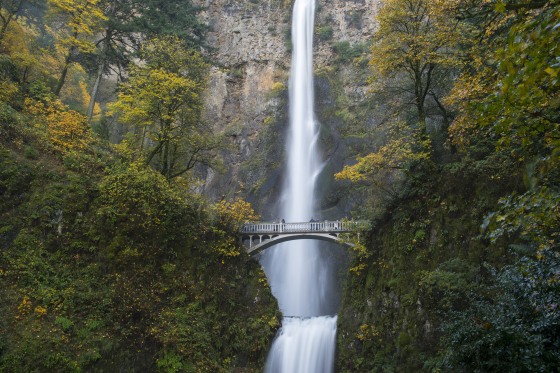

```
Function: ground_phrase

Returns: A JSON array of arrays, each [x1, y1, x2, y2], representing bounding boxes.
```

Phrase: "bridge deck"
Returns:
[[239, 220, 369, 256], [240, 220, 368, 235]]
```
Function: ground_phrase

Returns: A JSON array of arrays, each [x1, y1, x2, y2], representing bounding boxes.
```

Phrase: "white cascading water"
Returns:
[[261, 0, 338, 372]]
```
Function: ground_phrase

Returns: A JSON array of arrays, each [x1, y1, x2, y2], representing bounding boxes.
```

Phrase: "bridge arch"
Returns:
[[239, 220, 368, 257], [242, 233, 355, 256]]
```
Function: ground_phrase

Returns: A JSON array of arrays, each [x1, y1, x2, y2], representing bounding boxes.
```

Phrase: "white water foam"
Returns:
[[264, 316, 338, 373]]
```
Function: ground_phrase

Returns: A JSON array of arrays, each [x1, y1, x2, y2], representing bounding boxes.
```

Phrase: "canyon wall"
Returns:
[[197, 0, 381, 218]]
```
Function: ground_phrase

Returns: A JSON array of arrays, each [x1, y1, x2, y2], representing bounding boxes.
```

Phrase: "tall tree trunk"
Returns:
[[430, 91, 450, 129], [415, 86, 426, 128], [54, 44, 77, 97], [54, 61, 70, 97], [0, 18, 12, 42], [414, 67, 427, 129], [87, 26, 114, 123], [162, 140, 170, 179], [87, 58, 105, 122]]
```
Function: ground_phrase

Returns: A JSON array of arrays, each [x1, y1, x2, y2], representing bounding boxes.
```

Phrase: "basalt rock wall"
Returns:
[[197, 0, 381, 219]]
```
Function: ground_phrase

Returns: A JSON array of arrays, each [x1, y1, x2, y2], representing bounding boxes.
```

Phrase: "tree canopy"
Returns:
[[336, 1, 560, 371], [110, 36, 222, 180]]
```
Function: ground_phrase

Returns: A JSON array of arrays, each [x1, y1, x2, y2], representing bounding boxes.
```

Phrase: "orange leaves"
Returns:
[[25, 98, 93, 154]]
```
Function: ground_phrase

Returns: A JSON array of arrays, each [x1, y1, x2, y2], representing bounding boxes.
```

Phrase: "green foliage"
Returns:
[[0, 147, 34, 211], [432, 251, 560, 372], [484, 186, 560, 251], [315, 24, 333, 41], [449, 2, 559, 166], [283, 28, 292, 52], [0, 98, 278, 372], [96, 161, 196, 247], [418, 259, 479, 309], [110, 36, 222, 180], [0, 2, 276, 369], [337, 3, 560, 372], [130, 0, 207, 48], [335, 120, 432, 219], [335, 121, 431, 184], [156, 351, 185, 373], [336, 157, 515, 372], [353, 0, 471, 164], [332, 41, 368, 64]]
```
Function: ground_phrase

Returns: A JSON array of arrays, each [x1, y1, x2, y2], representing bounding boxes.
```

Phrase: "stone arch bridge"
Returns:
[[240, 220, 369, 256]]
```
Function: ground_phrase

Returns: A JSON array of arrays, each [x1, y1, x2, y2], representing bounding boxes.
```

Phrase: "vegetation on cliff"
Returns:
[[335, 0, 559, 371], [0, 1, 278, 371], [1, 0, 559, 371]]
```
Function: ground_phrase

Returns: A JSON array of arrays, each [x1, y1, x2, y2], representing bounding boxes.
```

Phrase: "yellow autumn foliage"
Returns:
[[336, 123, 430, 183], [48, 0, 107, 54], [0, 81, 18, 102], [207, 198, 259, 259], [60, 64, 94, 112], [34, 305, 47, 317], [1, 21, 39, 74], [370, 0, 473, 79], [214, 198, 260, 228], [25, 98, 93, 154]]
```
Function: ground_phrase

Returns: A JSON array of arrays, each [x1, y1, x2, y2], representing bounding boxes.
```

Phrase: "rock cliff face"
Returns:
[[197, 0, 381, 218]]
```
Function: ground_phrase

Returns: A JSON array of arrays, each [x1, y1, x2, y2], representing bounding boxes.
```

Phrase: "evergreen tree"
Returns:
[[86, 0, 208, 121]]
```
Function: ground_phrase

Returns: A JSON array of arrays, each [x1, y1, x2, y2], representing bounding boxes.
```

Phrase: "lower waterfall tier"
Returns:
[[265, 316, 337, 373]]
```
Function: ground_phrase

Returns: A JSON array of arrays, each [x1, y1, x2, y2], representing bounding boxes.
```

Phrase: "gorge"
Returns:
[[0, 0, 558, 372]]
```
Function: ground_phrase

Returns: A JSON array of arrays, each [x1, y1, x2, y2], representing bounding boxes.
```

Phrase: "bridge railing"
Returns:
[[240, 220, 369, 234]]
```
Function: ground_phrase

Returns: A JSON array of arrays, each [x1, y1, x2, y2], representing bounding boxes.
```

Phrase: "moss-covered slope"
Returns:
[[0, 118, 279, 372]]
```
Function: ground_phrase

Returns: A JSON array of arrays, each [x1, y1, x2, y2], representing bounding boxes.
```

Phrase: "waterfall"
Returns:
[[261, 0, 338, 372]]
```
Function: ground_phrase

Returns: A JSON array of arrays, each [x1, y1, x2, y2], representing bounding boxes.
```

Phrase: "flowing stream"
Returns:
[[260, 0, 338, 372]]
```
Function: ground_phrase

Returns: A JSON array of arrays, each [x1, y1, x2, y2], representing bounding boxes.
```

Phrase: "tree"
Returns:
[[434, 251, 560, 372], [47, 0, 106, 96], [369, 0, 473, 133], [335, 120, 431, 216], [131, 0, 206, 48], [25, 97, 94, 153], [111, 36, 221, 180], [337, 0, 475, 212], [432, 3, 560, 369], [210, 198, 259, 258], [449, 2, 559, 167], [0, 0, 45, 42], [85, 0, 207, 122], [0, 0, 25, 41]]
